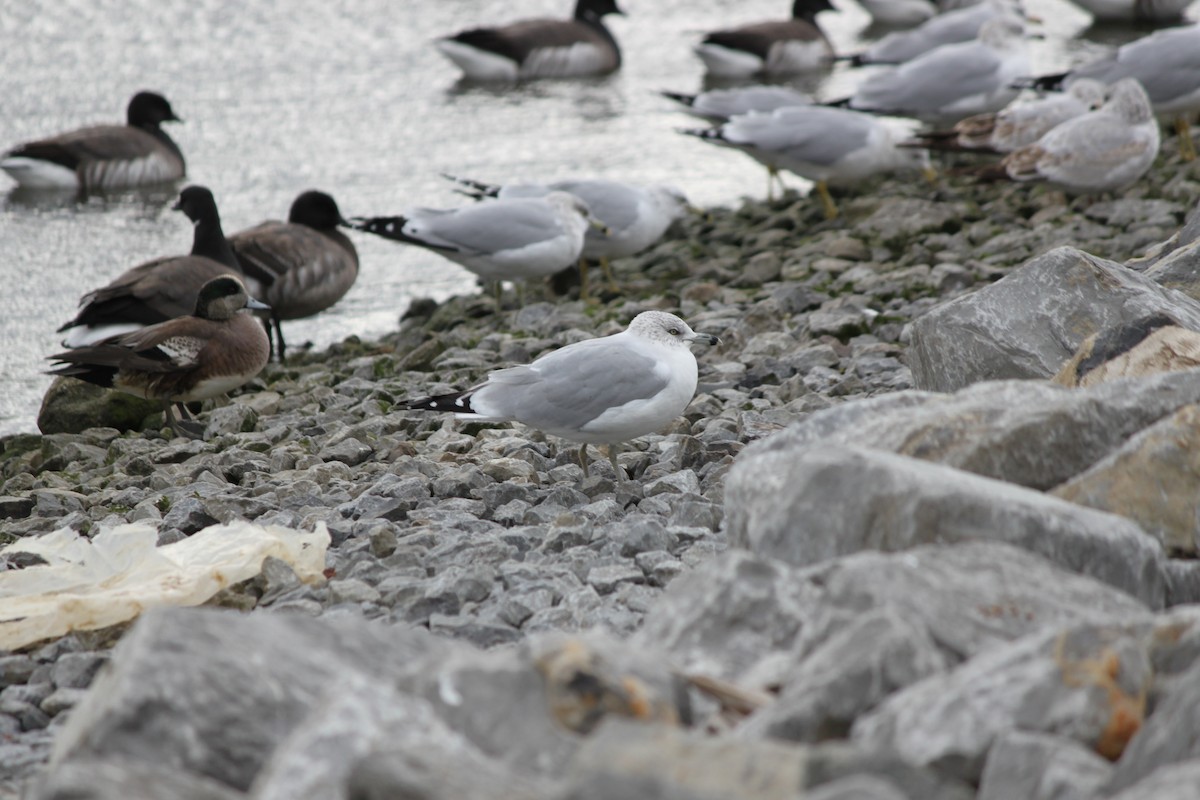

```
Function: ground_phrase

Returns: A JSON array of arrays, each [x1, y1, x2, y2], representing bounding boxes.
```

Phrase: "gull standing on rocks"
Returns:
[[444, 175, 691, 297], [47, 276, 270, 440], [682, 105, 934, 217], [906, 79, 1107, 153], [660, 86, 811, 123], [843, 15, 1030, 124], [1024, 24, 1200, 161], [406, 311, 718, 479], [1, 91, 185, 193], [348, 192, 603, 302], [987, 78, 1160, 194], [694, 0, 836, 78], [435, 0, 623, 81]]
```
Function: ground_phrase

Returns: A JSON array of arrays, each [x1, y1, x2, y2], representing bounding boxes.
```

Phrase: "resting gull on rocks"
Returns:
[[406, 310, 718, 479]]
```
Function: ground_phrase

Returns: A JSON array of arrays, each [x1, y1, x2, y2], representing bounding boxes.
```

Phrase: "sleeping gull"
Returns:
[[682, 105, 934, 217], [694, 0, 836, 78], [843, 14, 1030, 124], [349, 191, 603, 301], [1025, 24, 1200, 161], [906, 78, 1106, 152], [856, 0, 937, 28], [406, 310, 719, 479], [986, 78, 1160, 193], [844, 0, 1022, 67], [660, 86, 811, 123], [444, 175, 691, 296]]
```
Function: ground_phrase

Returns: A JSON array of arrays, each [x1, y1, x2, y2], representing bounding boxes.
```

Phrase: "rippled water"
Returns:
[[0, 0, 1188, 435]]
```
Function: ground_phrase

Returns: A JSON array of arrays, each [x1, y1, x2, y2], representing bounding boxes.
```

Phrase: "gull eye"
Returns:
[[668, 327, 681, 336]]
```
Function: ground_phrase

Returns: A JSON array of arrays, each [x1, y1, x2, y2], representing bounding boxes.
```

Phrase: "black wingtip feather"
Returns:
[[407, 390, 475, 413]]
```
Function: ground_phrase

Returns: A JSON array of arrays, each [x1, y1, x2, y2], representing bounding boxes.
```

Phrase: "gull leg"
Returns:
[[606, 444, 626, 482], [578, 257, 591, 302], [1176, 116, 1196, 162], [765, 167, 778, 202], [816, 180, 839, 220], [578, 444, 591, 478], [601, 256, 619, 294]]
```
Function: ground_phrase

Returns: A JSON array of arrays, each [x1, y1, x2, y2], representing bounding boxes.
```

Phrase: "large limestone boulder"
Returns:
[[907, 246, 1200, 392]]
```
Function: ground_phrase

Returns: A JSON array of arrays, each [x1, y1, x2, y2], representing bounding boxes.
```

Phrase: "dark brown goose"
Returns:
[[48, 276, 270, 439], [695, 0, 835, 78], [58, 185, 242, 347], [228, 190, 359, 363], [2, 91, 185, 192], [436, 0, 623, 81]]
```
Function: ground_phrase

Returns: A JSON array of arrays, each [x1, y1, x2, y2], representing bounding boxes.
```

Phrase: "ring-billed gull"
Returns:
[[661, 86, 811, 123], [48, 276, 269, 440], [2, 92, 184, 192], [843, 0, 1021, 67], [857, 0, 936, 27], [229, 191, 358, 364], [349, 191, 603, 301], [986, 78, 1160, 193], [58, 186, 240, 347], [1025, 24, 1200, 161], [444, 175, 691, 297], [682, 105, 934, 217], [435, 0, 623, 81], [407, 310, 718, 479], [843, 15, 1029, 123], [694, 0, 836, 78], [906, 79, 1106, 152], [1060, 0, 1193, 21]]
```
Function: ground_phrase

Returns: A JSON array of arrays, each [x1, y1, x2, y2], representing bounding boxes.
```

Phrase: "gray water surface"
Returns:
[[0, 0, 1185, 435]]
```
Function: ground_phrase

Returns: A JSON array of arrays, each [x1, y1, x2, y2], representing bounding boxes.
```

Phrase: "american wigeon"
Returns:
[[48, 276, 270, 439], [2, 91, 185, 193], [58, 185, 241, 347], [229, 191, 359, 363], [695, 0, 835, 78], [436, 0, 623, 81]]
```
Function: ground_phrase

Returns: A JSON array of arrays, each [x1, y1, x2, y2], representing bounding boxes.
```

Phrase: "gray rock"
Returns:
[[50, 652, 108, 690], [726, 445, 1167, 607], [37, 377, 160, 435], [29, 757, 246, 800], [804, 775, 908, 800], [1052, 404, 1200, 556], [907, 246, 1200, 392], [1107, 760, 1200, 800], [734, 371, 1200, 491], [203, 403, 259, 437], [852, 621, 1154, 783], [977, 731, 1113, 800], [251, 675, 553, 800], [48, 607, 452, 792]]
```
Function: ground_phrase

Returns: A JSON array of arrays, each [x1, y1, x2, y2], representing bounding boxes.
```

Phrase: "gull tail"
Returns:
[[1011, 72, 1067, 92], [346, 216, 457, 252], [407, 389, 476, 414], [660, 90, 697, 107], [679, 126, 727, 143], [441, 173, 501, 201]]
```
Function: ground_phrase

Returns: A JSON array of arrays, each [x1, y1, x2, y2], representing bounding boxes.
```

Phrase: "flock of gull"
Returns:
[[3, 0, 1199, 475]]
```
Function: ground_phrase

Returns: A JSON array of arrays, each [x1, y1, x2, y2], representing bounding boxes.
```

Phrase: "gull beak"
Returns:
[[693, 332, 720, 346], [589, 217, 611, 236], [245, 297, 271, 312]]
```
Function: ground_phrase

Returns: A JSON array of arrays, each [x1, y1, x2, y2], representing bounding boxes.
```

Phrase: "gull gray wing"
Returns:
[[416, 201, 565, 254], [553, 180, 642, 233], [855, 44, 1003, 113], [473, 338, 667, 432], [727, 108, 873, 166]]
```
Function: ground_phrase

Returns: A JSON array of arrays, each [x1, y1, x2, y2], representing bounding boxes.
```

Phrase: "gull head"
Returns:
[[1105, 78, 1154, 125], [546, 190, 610, 236], [1068, 78, 1107, 111], [628, 311, 720, 347]]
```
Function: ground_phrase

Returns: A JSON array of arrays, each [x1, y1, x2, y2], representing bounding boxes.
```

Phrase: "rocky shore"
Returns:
[[4, 136, 1200, 799]]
